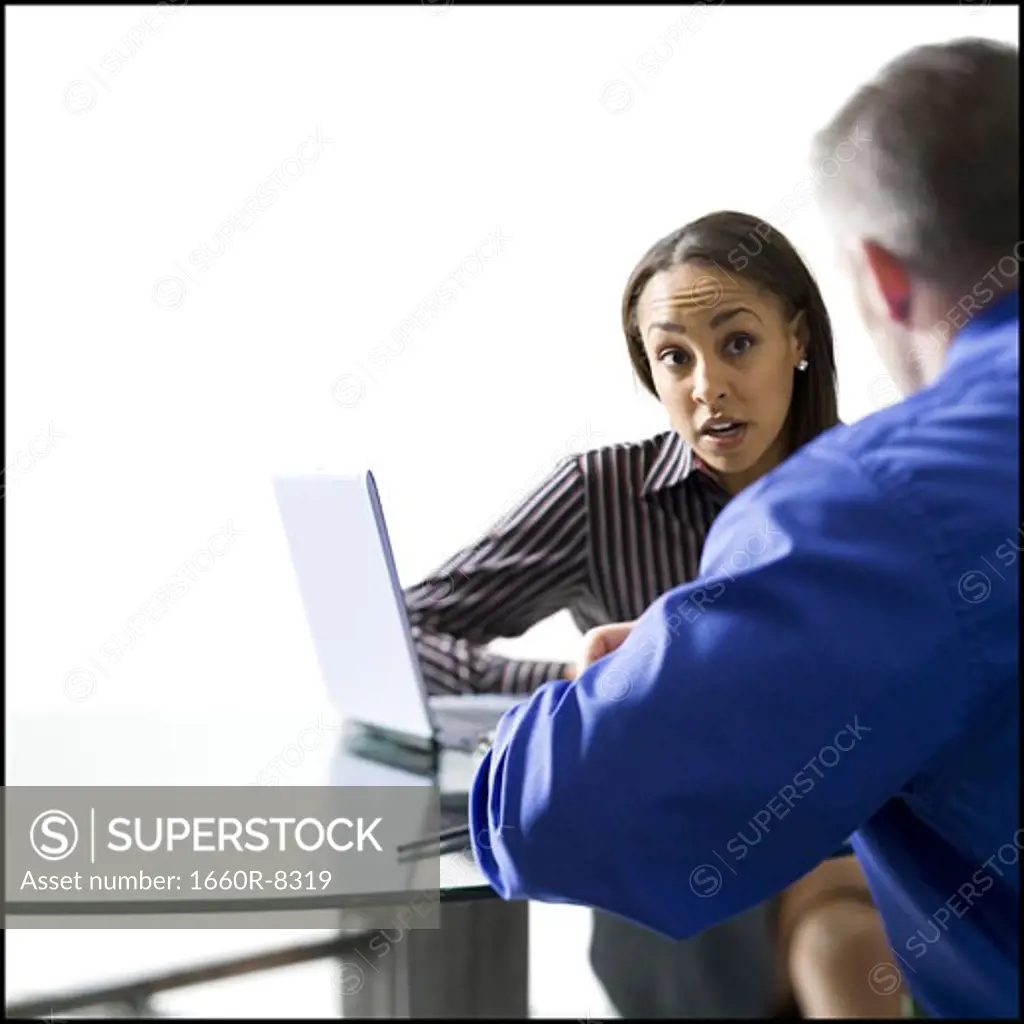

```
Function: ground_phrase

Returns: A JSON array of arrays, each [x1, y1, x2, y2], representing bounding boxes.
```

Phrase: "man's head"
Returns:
[[813, 38, 1019, 395]]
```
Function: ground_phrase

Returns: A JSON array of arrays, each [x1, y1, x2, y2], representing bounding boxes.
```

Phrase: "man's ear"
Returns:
[[861, 240, 912, 324]]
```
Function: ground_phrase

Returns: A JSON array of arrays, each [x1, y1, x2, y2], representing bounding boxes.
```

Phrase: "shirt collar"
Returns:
[[642, 430, 711, 497], [941, 288, 1019, 379]]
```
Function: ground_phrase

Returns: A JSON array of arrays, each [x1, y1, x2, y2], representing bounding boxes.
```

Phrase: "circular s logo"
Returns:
[[337, 961, 366, 995], [869, 374, 902, 409], [867, 961, 902, 996], [689, 864, 722, 897], [599, 80, 634, 115], [958, 569, 991, 604], [689, 275, 724, 310], [30, 809, 79, 861]]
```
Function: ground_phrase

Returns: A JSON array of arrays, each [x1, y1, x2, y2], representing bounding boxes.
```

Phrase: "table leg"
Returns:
[[338, 899, 529, 1018]]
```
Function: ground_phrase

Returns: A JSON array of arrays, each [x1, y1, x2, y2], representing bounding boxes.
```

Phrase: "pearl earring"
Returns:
[[796, 359, 809, 372]]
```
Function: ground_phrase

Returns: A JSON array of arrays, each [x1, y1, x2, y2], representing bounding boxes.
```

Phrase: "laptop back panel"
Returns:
[[273, 472, 435, 743]]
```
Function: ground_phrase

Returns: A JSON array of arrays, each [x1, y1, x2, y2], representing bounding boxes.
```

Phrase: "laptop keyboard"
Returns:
[[439, 805, 468, 831], [441, 705, 502, 730]]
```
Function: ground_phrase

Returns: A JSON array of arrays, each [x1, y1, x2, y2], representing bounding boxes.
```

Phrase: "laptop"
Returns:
[[273, 470, 523, 756]]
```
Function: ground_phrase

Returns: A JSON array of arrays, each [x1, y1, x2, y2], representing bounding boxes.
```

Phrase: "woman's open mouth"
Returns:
[[699, 419, 748, 451]]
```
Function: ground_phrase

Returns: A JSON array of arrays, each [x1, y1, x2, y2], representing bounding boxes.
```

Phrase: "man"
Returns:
[[468, 38, 1019, 1019]]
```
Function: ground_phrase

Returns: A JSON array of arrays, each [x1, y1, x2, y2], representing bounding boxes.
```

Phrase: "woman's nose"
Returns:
[[692, 363, 728, 404]]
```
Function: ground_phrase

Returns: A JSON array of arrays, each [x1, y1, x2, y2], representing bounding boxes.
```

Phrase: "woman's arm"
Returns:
[[777, 856, 906, 1018], [404, 456, 591, 696]]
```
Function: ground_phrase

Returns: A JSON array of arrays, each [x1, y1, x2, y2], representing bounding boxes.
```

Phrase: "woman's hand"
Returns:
[[567, 621, 637, 680]]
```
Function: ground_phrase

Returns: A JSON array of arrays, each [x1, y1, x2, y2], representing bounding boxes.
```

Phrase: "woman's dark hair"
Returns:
[[622, 210, 841, 455]]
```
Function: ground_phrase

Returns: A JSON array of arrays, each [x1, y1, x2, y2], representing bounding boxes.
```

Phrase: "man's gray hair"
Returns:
[[812, 38, 1018, 295]]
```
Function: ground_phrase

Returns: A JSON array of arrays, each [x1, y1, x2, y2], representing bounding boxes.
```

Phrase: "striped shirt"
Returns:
[[404, 429, 732, 695]]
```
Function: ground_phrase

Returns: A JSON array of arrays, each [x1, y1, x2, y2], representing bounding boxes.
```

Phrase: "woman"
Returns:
[[403, 211, 902, 1018]]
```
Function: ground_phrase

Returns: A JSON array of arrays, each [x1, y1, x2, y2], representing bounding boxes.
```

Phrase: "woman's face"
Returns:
[[636, 262, 807, 494]]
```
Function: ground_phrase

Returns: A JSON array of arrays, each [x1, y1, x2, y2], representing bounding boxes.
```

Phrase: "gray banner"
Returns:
[[3, 786, 442, 929]]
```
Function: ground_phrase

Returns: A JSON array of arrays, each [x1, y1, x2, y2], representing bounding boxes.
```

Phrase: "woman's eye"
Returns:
[[659, 348, 690, 367], [724, 332, 756, 355]]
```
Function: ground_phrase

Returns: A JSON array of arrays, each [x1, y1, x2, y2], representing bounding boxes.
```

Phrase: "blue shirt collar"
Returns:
[[940, 288, 1018, 379], [955, 288, 1019, 339]]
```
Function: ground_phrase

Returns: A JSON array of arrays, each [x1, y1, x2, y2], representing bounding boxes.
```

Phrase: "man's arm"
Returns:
[[469, 447, 986, 939], [404, 456, 588, 695]]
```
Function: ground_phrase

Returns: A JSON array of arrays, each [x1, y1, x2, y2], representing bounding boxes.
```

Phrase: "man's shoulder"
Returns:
[[765, 350, 1015, 499], [824, 359, 1016, 502], [721, 369, 1019, 599]]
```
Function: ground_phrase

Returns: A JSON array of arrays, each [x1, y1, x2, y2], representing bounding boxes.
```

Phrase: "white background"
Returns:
[[6, 3, 1017, 1017]]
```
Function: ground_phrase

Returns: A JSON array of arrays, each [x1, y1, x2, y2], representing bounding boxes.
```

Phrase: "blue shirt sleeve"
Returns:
[[468, 445, 989, 939]]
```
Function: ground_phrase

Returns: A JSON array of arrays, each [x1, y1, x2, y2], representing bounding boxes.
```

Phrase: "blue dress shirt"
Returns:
[[470, 291, 1020, 1018]]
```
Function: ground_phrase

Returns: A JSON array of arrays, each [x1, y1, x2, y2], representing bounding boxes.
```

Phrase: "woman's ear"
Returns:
[[789, 309, 809, 362]]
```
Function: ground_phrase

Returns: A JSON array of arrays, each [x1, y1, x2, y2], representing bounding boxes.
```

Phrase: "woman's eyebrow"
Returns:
[[648, 320, 686, 335]]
